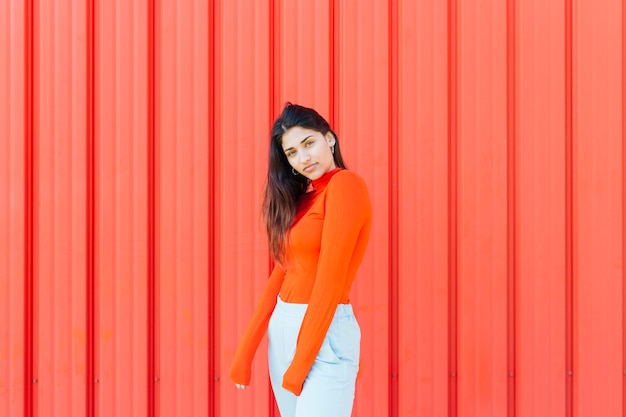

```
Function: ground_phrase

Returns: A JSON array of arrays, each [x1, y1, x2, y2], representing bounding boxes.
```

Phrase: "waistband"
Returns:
[[275, 295, 355, 319]]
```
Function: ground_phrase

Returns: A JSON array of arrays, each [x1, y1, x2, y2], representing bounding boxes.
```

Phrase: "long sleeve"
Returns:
[[281, 171, 372, 395], [229, 263, 286, 385]]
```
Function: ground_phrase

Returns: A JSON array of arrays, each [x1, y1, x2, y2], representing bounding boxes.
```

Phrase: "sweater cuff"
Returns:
[[229, 363, 251, 386], [282, 368, 304, 396]]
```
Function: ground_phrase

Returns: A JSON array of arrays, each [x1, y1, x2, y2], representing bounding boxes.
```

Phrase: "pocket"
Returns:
[[317, 333, 343, 364], [328, 315, 360, 367]]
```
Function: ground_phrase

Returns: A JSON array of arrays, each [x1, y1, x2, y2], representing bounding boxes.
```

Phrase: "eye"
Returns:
[[285, 150, 296, 158], [305, 140, 315, 147]]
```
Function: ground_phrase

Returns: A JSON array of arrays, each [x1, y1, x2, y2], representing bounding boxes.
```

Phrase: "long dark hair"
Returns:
[[262, 103, 347, 263]]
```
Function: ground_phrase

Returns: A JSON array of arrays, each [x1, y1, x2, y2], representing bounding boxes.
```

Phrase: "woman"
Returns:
[[229, 103, 372, 417]]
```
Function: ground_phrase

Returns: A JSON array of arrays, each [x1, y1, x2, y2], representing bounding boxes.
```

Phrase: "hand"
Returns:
[[235, 384, 247, 390]]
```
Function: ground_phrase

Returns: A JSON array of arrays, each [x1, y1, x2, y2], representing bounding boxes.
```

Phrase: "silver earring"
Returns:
[[331, 145, 335, 154], [292, 168, 299, 176]]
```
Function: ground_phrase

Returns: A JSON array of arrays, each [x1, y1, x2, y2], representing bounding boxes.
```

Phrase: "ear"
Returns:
[[325, 132, 336, 147]]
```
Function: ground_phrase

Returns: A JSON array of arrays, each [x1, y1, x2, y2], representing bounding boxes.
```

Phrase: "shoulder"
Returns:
[[327, 169, 369, 192], [324, 170, 372, 221], [326, 170, 371, 209]]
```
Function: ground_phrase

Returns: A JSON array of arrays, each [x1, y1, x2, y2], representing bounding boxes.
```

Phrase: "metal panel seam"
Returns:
[[506, 0, 517, 415], [448, 0, 459, 414], [208, 0, 218, 415], [388, 0, 399, 416], [623, 0, 626, 408], [330, 0, 337, 130], [87, 0, 96, 414], [147, 0, 156, 414], [24, 0, 34, 414], [564, 0, 574, 414]]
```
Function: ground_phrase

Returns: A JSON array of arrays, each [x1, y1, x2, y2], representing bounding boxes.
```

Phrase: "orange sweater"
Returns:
[[229, 168, 372, 396]]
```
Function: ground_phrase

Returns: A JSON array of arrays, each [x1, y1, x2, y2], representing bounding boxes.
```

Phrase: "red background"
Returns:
[[1, 0, 624, 416]]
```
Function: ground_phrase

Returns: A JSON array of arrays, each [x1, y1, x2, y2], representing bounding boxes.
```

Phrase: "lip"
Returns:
[[303, 163, 317, 172]]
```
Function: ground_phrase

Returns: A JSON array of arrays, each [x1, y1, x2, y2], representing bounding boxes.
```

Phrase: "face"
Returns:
[[281, 126, 337, 180]]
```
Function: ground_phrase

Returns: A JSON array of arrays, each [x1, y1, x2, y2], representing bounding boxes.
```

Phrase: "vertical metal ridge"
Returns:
[[447, 0, 459, 414], [86, 0, 96, 415], [506, 0, 517, 415], [269, 0, 275, 117], [153, 0, 162, 412], [147, 0, 156, 413], [619, 52, 626, 415], [270, 0, 280, 116], [208, 0, 216, 415], [564, 0, 574, 415], [24, 0, 34, 415], [330, 0, 337, 130], [388, 0, 399, 416]]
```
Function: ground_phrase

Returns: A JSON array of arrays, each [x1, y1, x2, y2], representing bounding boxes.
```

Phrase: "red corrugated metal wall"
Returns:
[[0, 0, 624, 416]]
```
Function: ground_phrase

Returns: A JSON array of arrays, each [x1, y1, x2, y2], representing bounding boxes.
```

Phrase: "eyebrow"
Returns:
[[283, 135, 314, 151]]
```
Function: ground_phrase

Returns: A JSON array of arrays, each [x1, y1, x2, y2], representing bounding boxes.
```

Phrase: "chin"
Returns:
[[305, 171, 323, 181]]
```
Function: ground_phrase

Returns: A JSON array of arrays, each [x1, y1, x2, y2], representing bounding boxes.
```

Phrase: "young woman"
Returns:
[[229, 103, 372, 417]]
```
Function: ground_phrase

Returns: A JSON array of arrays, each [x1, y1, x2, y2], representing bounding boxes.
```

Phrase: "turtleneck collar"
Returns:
[[311, 167, 342, 192]]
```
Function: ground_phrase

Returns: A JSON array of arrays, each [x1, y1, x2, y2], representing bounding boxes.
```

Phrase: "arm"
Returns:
[[229, 263, 286, 385], [282, 171, 372, 395]]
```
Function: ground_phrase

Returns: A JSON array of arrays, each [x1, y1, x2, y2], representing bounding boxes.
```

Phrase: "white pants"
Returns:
[[268, 296, 360, 417]]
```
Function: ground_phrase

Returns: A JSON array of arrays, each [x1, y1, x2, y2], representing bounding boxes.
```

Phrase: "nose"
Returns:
[[299, 150, 311, 163]]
